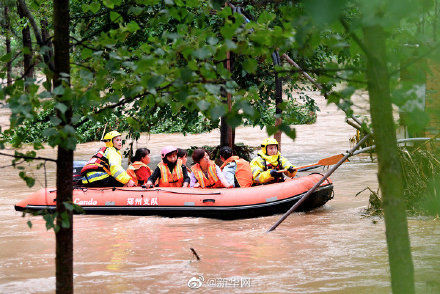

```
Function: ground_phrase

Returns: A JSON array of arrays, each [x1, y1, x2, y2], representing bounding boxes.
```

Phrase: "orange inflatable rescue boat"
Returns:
[[15, 173, 333, 219]]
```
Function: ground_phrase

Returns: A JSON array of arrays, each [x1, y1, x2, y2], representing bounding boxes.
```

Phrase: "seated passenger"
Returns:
[[127, 148, 152, 186], [81, 131, 135, 187], [146, 146, 190, 187], [219, 146, 253, 188], [250, 138, 296, 185], [190, 148, 232, 188], [177, 148, 189, 167]]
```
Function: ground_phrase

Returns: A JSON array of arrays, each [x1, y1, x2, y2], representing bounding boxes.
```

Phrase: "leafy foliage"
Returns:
[[363, 142, 440, 216]]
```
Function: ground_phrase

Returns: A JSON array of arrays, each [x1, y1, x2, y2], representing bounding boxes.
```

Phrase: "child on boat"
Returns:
[[80, 131, 136, 187], [250, 138, 296, 185], [219, 146, 253, 187], [190, 148, 232, 188], [146, 146, 190, 187], [127, 148, 152, 186]]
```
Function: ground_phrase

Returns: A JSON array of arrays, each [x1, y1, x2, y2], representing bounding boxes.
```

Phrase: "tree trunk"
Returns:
[[53, 0, 73, 293], [17, 2, 34, 81], [4, 4, 12, 87], [220, 50, 235, 147], [272, 51, 283, 150], [41, 17, 53, 90], [363, 25, 415, 294]]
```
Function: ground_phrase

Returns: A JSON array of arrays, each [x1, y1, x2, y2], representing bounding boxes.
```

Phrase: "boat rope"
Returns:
[[71, 186, 222, 195]]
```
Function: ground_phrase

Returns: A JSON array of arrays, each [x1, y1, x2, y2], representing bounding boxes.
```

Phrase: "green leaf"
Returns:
[[81, 3, 90, 12], [204, 84, 221, 95], [61, 211, 71, 228], [210, 104, 226, 120], [103, 0, 115, 9], [192, 47, 211, 59], [19, 171, 35, 188], [197, 100, 211, 111], [38, 91, 52, 99], [225, 39, 237, 50], [49, 115, 62, 126], [257, 11, 275, 24], [147, 75, 165, 89], [305, 0, 346, 25], [53, 85, 65, 96], [27, 221, 32, 229], [89, 1, 101, 13], [243, 58, 258, 74], [1, 53, 13, 62], [23, 46, 31, 55], [43, 213, 56, 231], [110, 11, 121, 22], [55, 103, 68, 114], [126, 21, 140, 32], [63, 202, 74, 211]]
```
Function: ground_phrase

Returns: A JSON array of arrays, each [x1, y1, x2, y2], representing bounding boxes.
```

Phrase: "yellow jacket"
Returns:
[[83, 147, 131, 185], [250, 150, 296, 184]]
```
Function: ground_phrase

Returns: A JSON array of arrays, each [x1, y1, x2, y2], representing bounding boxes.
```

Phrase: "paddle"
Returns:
[[275, 154, 346, 175], [296, 154, 347, 172]]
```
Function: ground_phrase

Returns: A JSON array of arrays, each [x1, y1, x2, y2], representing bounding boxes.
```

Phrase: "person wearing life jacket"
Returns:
[[177, 148, 189, 167], [177, 148, 193, 178], [250, 138, 297, 185], [81, 131, 136, 187], [190, 148, 232, 188], [219, 146, 253, 188], [145, 146, 190, 187], [127, 148, 152, 186]]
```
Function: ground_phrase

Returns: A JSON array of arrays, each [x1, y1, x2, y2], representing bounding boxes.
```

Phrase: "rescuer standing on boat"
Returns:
[[250, 138, 297, 185], [80, 131, 136, 187]]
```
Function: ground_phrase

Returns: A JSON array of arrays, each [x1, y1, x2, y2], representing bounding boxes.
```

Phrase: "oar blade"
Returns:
[[316, 154, 347, 166]]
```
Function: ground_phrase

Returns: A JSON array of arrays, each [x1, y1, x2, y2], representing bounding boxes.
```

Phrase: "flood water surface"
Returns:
[[1, 94, 439, 293]]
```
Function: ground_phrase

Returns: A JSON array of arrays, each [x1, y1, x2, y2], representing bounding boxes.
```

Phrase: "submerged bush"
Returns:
[[364, 141, 440, 217]]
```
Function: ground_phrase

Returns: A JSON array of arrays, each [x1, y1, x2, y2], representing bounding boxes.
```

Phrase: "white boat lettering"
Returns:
[[74, 198, 97, 205], [151, 198, 158, 206], [126, 197, 159, 206]]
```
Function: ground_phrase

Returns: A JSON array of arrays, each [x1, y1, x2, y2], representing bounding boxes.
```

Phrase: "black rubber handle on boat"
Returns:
[[203, 199, 216, 203]]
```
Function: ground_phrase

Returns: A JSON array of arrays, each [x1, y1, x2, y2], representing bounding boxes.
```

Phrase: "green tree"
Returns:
[[2, 0, 437, 292]]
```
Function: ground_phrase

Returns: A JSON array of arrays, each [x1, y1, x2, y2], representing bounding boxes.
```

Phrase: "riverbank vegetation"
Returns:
[[364, 142, 440, 217]]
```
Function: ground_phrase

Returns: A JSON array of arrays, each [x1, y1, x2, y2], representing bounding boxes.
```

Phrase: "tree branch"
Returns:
[[0, 151, 57, 162], [339, 17, 372, 60], [16, 0, 55, 71]]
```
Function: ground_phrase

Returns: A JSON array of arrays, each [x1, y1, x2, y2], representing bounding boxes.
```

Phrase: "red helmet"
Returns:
[[161, 146, 177, 158]]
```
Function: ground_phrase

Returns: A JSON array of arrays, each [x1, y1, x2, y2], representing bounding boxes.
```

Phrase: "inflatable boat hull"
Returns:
[[15, 174, 333, 219]]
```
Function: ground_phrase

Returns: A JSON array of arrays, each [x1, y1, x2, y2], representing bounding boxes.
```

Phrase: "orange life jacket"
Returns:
[[191, 161, 223, 188], [157, 159, 184, 187], [80, 147, 111, 175], [127, 161, 152, 186], [220, 156, 253, 187]]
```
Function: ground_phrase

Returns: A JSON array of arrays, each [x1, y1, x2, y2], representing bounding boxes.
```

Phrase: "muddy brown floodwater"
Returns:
[[0, 92, 439, 293]]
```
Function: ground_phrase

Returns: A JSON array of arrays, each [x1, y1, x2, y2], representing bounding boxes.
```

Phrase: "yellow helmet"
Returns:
[[102, 131, 121, 147], [261, 138, 278, 154]]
